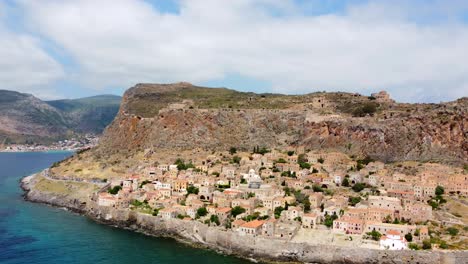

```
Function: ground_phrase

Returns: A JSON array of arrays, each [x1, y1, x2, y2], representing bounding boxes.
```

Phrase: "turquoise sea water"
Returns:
[[0, 152, 249, 264]]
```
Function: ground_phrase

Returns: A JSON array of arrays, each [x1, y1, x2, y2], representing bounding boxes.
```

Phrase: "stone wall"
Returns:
[[91, 204, 467, 264]]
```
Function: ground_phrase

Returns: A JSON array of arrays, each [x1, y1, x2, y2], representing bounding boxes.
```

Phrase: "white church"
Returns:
[[380, 230, 408, 250]]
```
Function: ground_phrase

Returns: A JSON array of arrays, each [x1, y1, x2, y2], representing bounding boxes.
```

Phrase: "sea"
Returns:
[[0, 152, 250, 264]]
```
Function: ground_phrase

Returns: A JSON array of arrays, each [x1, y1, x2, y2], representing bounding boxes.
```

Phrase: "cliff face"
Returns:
[[96, 83, 467, 164]]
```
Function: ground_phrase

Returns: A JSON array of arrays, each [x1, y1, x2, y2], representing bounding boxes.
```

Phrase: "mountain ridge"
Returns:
[[0, 90, 122, 144]]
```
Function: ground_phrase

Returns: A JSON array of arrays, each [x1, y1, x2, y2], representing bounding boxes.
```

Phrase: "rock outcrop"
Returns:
[[95, 83, 467, 164]]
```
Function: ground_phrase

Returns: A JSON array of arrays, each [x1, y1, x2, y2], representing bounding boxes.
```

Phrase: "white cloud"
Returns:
[[12, 0, 468, 102], [0, 23, 64, 98]]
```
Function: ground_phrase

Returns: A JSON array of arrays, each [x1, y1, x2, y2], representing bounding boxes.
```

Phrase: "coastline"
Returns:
[[20, 173, 468, 264]]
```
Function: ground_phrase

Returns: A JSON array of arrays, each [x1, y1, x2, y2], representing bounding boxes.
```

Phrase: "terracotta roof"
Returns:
[[240, 220, 265, 229], [232, 219, 246, 226], [216, 207, 232, 213], [387, 230, 400, 236], [303, 213, 318, 218]]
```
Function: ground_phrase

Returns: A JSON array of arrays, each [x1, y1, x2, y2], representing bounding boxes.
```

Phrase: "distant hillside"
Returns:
[[47, 95, 122, 134], [0, 90, 121, 144]]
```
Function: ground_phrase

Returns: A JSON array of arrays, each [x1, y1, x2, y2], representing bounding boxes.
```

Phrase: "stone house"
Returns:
[[97, 192, 117, 207], [302, 213, 319, 229], [262, 219, 277, 236], [401, 202, 432, 223], [160, 208, 178, 220], [282, 206, 303, 221], [309, 193, 323, 208], [368, 196, 402, 211], [333, 216, 365, 235], [413, 183, 436, 199], [238, 220, 265, 236]]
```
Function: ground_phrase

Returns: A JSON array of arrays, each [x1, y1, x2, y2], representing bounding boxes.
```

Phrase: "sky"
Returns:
[[1, 0, 468, 102]]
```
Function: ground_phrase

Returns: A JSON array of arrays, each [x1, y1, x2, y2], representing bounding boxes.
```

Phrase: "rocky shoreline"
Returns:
[[20, 174, 468, 264]]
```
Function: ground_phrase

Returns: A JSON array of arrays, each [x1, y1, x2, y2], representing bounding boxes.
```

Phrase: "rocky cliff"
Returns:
[[94, 83, 467, 165]]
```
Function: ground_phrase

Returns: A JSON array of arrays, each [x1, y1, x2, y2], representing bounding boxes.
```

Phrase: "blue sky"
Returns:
[[1, 0, 468, 102]]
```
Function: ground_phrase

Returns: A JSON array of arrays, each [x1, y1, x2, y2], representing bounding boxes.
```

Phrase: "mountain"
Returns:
[[91, 82, 466, 165], [47, 95, 122, 134], [0, 90, 121, 144]]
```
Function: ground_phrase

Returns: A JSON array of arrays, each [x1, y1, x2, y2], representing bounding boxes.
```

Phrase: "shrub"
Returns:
[[352, 183, 366, 192], [348, 196, 361, 206], [312, 185, 323, 192], [446, 227, 459, 236], [287, 151, 295, 156], [439, 241, 449, 249], [232, 156, 241, 164], [317, 157, 324, 164], [353, 102, 378, 117], [422, 239, 432, 250], [408, 243, 420, 250]]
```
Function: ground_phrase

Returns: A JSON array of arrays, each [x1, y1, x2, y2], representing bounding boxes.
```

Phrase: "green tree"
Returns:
[[108, 185, 122, 195], [324, 214, 338, 228], [210, 214, 220, 225], [152, 208, 160, 216], [287, 150, 295, 156], [352, 183, 366, 192], [405, 233, 413, 242], [435, 185, 445, 196], [312, 168, 319, 173], [366, 230, 382, 241], [196, 207, 208, 218], [342, 177, 350, 187], [187, 185, 199, 195], [229, 147, 237, 155], [231, 206, 246, 218], [317, 157, 324, 164], [299, 162, 311, 169], [274, 206, 285, 219]]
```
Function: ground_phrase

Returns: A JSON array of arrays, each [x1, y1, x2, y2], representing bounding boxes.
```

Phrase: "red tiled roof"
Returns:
[[240, 220, 265, 229]]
